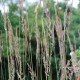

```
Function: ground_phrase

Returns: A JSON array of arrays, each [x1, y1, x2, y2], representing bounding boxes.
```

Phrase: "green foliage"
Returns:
[[75, 48, 80, 60], [9, 3, 18, 13], [0, 12, 4, 32]]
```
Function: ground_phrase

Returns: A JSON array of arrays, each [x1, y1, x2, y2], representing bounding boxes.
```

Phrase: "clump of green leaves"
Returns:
[[75, 47, 80, 60]]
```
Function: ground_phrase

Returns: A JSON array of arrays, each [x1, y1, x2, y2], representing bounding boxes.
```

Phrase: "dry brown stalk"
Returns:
[[34, 2, 41, 80], [55, 6, 66, 79], [42, 49, 49, 78], [42, 14, 50, 80], [64, 12, 66, 42], [21, 11, 28, 80], [50, 23, 55, 46], [43, 2, 53, 79], [7, 17, 14, 55], [43, 26, 49, 61], [64, 1, 68, 42], [7, 17, 15, 80], [66, 0, 73, 51], [66, 31, 79, 78], [66, 30, 74, 52], [18, 0, 24, 33], [35, 1, 40, 64], [18, 0, 28, 78], [50, 23, 60, 80], [74, 36, 76, 51], [13, 28, 22, 80], [27, 63, 37, 80], [46, 22, 54, 79], [19, 0, 28, 52], [66, 4, 79, 77], [8, 55, 15, 80], [21, 18, 28, 80], [66, 60, 73, 80], [22, 18, 28, 80], [70, 51, 80, 78], [23, 18, 28, 52], [14, 28, 20, 65], [66, 27, 79, 79], [66, 2, 76, 73], [18, 0, 23, 15]]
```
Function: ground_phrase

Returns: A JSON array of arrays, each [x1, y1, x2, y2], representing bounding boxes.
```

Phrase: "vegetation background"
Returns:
[[0, 0, 80, 80]]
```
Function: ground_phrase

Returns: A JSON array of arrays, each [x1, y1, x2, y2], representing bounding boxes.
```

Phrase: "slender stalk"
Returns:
[[42, 14, 50, 80], [14, 28, 22, 80], [35, 2, 41, 80], [55, 6, 66, 80], [74, 36, 76, 51], [7, 17, 15, 80]]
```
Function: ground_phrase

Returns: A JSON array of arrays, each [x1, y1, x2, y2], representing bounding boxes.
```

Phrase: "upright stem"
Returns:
[[35, 2, 41, 80]]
